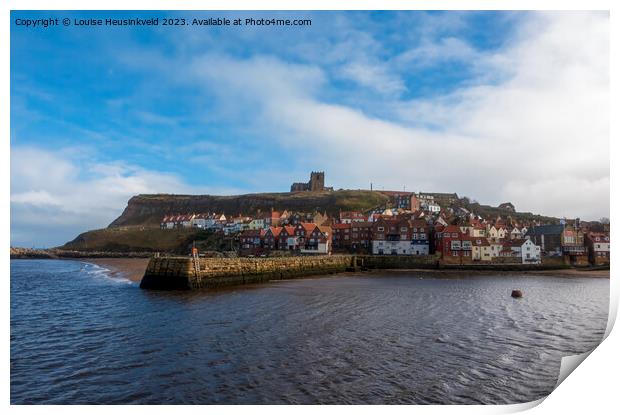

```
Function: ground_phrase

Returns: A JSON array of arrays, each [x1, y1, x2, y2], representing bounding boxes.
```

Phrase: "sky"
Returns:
[[10, 11, 609, 248]]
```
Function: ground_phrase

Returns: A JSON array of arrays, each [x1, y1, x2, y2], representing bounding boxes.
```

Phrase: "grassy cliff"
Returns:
[[108, 190, 390, 228], [59, 227, 219, 253]]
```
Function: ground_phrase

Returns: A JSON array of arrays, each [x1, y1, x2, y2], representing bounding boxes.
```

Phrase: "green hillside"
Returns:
[[108, 190, 390, 228]]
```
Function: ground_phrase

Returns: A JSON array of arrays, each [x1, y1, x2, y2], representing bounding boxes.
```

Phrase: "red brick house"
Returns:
[[278, 226, 298, 251], [331, 223, 352, 250], [239, 229, 262, 255], [436, 225, 472, 263], [371, 217, 414, 255], [350, 221, 373, 253], [585, 232, 610, 265], [263, 226, 283, 250], [295, 223, 332, 253]]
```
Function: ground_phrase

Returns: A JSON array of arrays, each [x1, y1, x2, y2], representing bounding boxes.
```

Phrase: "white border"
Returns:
[[3, 1, 616, 414]]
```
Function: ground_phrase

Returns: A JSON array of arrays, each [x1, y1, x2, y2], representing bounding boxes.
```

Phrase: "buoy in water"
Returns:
[[511, 290, 523, 298]]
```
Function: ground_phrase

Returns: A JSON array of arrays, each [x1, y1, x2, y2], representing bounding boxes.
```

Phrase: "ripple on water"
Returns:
[[10, 260, 609, 404]]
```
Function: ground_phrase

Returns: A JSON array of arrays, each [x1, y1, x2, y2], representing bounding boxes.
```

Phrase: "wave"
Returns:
[[80, 262, 134, 285]]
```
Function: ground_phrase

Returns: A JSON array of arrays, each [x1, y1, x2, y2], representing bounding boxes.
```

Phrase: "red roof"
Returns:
[[299, 223, 318, 233]]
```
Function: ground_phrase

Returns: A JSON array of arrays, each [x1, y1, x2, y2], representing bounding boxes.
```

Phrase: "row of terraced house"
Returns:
[[160, 208, 609, 265]]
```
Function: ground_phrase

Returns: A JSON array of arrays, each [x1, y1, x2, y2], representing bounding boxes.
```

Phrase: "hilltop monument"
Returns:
[[290, 171, 333, 192]]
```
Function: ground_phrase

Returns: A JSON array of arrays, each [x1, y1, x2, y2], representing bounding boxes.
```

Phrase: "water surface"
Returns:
[[10, 260, 608, 404]]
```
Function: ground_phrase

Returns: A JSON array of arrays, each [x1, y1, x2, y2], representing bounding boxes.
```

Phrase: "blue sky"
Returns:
[[10, 11, 609, 247]]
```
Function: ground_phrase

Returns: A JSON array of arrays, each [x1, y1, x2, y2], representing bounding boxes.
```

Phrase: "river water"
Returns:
[[10, 259, 608, 404]]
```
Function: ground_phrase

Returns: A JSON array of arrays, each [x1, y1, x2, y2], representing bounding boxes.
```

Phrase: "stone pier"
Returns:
[[139, 255, 356, 290]]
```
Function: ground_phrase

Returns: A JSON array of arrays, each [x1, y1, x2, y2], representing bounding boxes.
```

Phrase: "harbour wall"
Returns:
[[140, 255, 355, 290], [139, 254, 571, 290]]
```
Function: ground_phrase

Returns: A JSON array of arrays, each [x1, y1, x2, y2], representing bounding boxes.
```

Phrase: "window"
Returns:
[[401, 227, 408, 232], [452, 233, 458, 237], [412, 228, 417, 233], [378, 226, 384, 231]]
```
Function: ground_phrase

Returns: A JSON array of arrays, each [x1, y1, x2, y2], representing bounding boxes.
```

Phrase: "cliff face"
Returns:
[[108, 190, 389, 228]]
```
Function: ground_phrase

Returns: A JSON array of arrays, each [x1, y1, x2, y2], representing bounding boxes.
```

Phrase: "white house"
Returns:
[[423, 202, 441, 213], [192, 213, 211, 229], [180, 214, 195, 228], [488, 226, 508, 242], [489, 240, 503, 257], [372, 240, 414, 255], [512, 239, 541, 264], [248, 218, 266, 230], [161, 215, 176, 229]]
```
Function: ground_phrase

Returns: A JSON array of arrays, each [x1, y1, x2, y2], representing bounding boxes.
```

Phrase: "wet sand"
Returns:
[[376, 268, 609, 279], [81, 258, 150, 282], [523, 268, 609, 278]]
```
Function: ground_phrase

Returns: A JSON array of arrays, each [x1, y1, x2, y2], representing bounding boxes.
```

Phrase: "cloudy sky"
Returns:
[[11, 11, 609, 247]]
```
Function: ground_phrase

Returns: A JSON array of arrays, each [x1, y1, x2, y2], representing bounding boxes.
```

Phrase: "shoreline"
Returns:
[[15, 257, 609, 284], [76, 257, 150, 283], [373, 267, 609, 278]]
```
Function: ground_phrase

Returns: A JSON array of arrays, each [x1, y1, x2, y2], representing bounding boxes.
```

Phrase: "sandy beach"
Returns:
[[81, 258, 150, 282]]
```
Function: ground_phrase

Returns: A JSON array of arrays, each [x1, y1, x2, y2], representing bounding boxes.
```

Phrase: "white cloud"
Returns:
[[186, 11, 609, 220], [10, 190, 62, 207], [339, 62, 406, 95], [10, 146, 219, 247], [395, 36, 481, 68]]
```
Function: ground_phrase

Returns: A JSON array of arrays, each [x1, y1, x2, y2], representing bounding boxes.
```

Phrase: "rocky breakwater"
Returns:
[[140, 255, 356, 290], [10, 247, 154, 259]]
